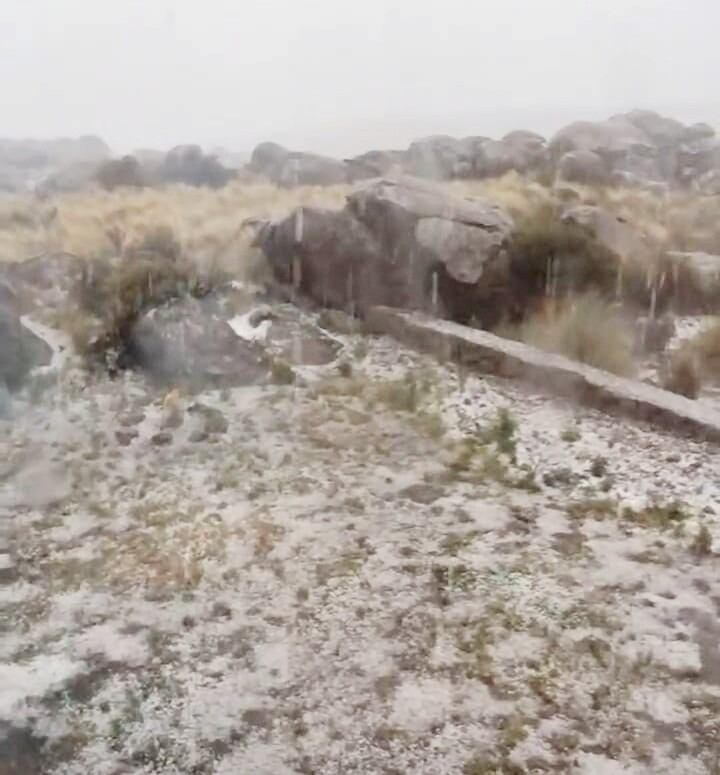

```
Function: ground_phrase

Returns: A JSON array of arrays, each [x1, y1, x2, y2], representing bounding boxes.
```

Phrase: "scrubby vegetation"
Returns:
[[507, 204, 620, 309], [689, 319, 720, 382], [663, 348, 702, 398], [500, 294, 636, 376], [66, 252, 211, 367]]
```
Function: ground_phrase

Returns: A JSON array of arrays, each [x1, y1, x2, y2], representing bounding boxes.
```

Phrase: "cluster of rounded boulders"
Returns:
[[249, 109, 719, 192]]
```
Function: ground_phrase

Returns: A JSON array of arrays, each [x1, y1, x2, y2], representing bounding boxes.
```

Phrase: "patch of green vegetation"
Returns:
[[561, 427, 581, 443], [622, 500, 689, 530], [270, 358, 296, 385], [508, 204, 620, 304], [412, 410, 445, 440], [456, 622, 495, 682], [441, 531, 479, 557], [371, 376, 419, 413], [527, 668, 557, 705], [486, 596, 525, 631], [481, 408, 518, 460], [463, 755, 525, 775], [498, 712, 530, 754], [566, 498, 616, 522], [433, 563, 477, 594], [447, 438, 481, 474]]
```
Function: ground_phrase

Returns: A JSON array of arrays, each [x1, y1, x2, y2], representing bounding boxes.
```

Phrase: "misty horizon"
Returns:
[[3, 0, 720, 158]]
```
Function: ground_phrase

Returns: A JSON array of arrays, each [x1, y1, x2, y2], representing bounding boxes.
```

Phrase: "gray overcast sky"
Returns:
[[2, 0, 719, 156]]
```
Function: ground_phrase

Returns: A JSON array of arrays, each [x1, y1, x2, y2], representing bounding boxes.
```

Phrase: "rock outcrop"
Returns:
[[154, 145, 234, 188], [0, 285, 52, 390], [95, 155, 147, 190], [550, 110, 720, 188], [254, 176, 514, 323], [0, 136, 110, 194], [248, 142, 350, 186], [129, 292, 268, 386]]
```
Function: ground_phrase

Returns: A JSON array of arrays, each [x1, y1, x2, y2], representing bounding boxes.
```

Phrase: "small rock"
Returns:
[[118, 411, 145, 427], [188, 430, 209, 443], [115, 430, 138, 447], [151, 431, 173, 446], [211, 601, 233, 619], [317, 309, 360, 335], [0, 553, 18, 584], [160, 409, 184, 430], [399, 483, 445, 504], [189, 403, 229, 434]]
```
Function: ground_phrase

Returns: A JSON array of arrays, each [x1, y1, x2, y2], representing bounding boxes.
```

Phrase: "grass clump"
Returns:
[[567, 498, 616, 521], [68, 252, 207, 368], [561, 426, 581, 443], [506, 294, 636, 376], [690, 523, 713, 557], [622, 500, 689, 530], [371, 376, 419, 413], [270, 358, 296, 385], [456, 622, 495, 682], [507, 204, 620, 308], [480, 408, 518, 460], [412, 410, 445, 440], [663, 347, 701, 398]]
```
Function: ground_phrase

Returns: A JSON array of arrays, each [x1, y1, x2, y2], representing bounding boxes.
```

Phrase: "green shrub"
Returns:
[[507, 205, 620, 310], [481, 408, 517, 460]]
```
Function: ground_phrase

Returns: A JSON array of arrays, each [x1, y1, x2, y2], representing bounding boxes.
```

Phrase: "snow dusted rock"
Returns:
[[129, 292, 268, 387]]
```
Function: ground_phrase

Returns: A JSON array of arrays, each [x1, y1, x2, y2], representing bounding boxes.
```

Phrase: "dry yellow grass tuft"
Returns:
[[504, 294, 636, 377], [0, 181, 351, 274], [687, 318, 720, 383]]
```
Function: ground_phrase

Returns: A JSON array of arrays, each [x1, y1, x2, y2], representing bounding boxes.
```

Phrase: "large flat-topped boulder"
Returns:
[[366, 306, 720, 442]]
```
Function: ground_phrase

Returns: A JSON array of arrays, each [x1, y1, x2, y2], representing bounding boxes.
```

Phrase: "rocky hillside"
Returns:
[[250, 109, 720, 193], [4, 108, 719, 197], [1, 162, 720, 773]]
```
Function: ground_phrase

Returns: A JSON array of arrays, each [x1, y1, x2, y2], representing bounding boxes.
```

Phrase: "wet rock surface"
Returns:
[[256, 176, 514, 322]]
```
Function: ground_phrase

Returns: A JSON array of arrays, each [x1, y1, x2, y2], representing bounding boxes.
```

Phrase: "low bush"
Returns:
[[507, 205, 620, 314], [69, 253, 207, 368], [95, 155, 146, 191]]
